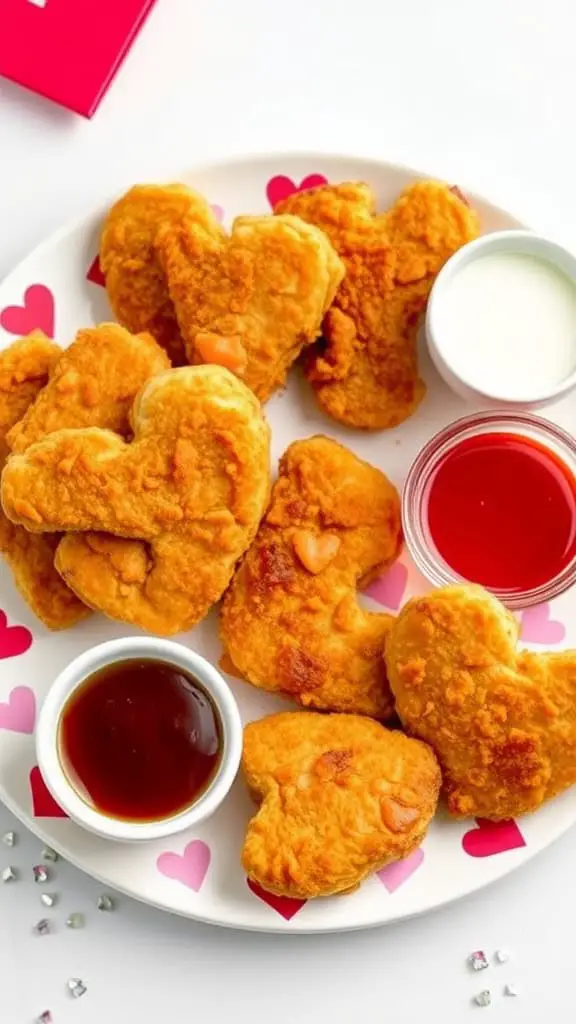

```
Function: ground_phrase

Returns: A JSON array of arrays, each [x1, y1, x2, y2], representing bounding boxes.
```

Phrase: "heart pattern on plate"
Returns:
[[0, 284, 55, 338], [0, 611, 33, 660], [266, 174, 328, 209], [157, 840, 211, 891], [0, 686, 36, 734], [30, 766, 68, 817], [377, 848, 424, 892], [520, 603, 566, 645], [86, 254, 106, 287], [247, 878, 307, 920], [364, 562, 409, 611], [462, 818, 526, 858]]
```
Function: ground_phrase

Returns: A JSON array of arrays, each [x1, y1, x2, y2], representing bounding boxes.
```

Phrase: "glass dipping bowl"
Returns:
[[402, 410, 576, 609]]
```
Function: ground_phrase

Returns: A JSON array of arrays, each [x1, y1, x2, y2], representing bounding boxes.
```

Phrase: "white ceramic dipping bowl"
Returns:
[[426, 230, 576, 407], [35, 637, 243, 843]]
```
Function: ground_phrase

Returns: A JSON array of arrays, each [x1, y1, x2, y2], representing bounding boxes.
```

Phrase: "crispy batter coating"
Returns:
[[7, 323, 170, 453], [100, 184, 221, 365], [275, 181, 480, 429], [242, 711, 440, 898], [0, 333, 60, 462], [385, 584, 576, 819], [156, 210, 344, 401], [2, 367, 271, 635], [220, 436, 401, 717], [0, 334, 89, 629]]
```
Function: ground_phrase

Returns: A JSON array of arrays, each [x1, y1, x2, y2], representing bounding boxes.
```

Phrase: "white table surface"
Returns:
[[2, 0, 576, 1019]]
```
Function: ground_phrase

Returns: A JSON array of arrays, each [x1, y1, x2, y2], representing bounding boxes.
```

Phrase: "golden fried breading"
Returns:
[[7, 323, 170, 452], [0, 334, 89, 629], [2, 367, 270, 635], [156, 210, 344, 401], [275, 180, 480, 429], [0, 333, 60, 463], [100, 184, 222, 365], [385, 584, 576, 819], [220, 436, 401, 717], [242, 711, 441, 898]]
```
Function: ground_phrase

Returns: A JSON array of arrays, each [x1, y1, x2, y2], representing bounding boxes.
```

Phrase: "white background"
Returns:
[[1, 0, 576, 1019]]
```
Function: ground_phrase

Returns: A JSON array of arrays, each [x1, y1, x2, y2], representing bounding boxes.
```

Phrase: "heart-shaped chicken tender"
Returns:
[[220, 435, 402, 718], [242, 711, 441, 899], [1, 366, 271, 635], [101, 184, 222, 366], [156, 209, 344, 401], [275, 180, 479, 429], [0, 333, 88, 630], [385, 584, 576, 819]]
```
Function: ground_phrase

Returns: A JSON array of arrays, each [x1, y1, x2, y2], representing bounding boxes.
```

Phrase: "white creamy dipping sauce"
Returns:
[[437, 251, 576, 397]]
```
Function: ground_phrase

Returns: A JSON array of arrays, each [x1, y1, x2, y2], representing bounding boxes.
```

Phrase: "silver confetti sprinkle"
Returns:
[[42, 846, 59, 863], [494, 948, 509, 964], [97, 893, 115, 911], [2, 830, 16, 847], [40, 892, 57, 908], [474, 990, 492, 1007], [1, 866, 17, 882], [36, 1012, 52, 1024], [66, 912, 85, 929], [468, 950, 490, 972], [504, 983, 519, 997], [67, 977, 87, 999], [33, 865, 49, 883], [34, 918, 51, 936]]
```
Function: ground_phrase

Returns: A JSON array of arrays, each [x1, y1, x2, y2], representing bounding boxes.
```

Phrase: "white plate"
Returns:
[[0, 153, 574, 933]]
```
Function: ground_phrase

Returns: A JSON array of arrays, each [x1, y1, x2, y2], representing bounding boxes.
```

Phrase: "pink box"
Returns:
[[0, 0, 157, 118]]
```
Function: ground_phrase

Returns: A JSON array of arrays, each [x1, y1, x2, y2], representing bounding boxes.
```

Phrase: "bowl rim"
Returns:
[[426, 229, 576, 405], [35, 636, 243, 843], [402, 409, 576, 609]]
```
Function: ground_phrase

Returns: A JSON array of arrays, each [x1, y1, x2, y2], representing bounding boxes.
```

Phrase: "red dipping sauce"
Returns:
[[425, 432, 576, 592], [59, 659, 222, 822]]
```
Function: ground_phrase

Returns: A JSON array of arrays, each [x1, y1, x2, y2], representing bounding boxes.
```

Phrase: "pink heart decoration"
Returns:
[[157, 840, 211, 891], [86, 254, 105, 287], [211, 204, 224, 223], [364, 562, 409, 611], [0, 611, 33, 660], [462, 818, 526, 858], [377, 848, 424, 892], [30, 766, 68, 818], [520, 603, 565, 645], [247, 878, 307, 920], [0, 284, 55, 338], [0, 686, 36, 734], [266, 174, 328, 209]]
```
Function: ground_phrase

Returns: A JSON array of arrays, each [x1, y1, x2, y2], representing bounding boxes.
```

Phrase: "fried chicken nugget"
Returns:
[[156, 210, 344, 401], [242, 711, 441, 898], [385, 584, 576, 819], [2, 367, 270, 636], [100, 184, 223, 365], [220, 436, 401, 717], [0, 333, 88, 629], [275, 181, 480, 429], [7, 323, 170, 452]]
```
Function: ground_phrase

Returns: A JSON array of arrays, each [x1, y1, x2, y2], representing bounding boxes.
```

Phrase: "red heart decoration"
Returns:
[[0, 611, 33, 660], [0, 284, 55, 338], [462, 818, 526, 858], [86, 254, 105, 287], [29, 766, 68, 818], [247, 878, 307, 920], [266, 174, 328, 209]]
